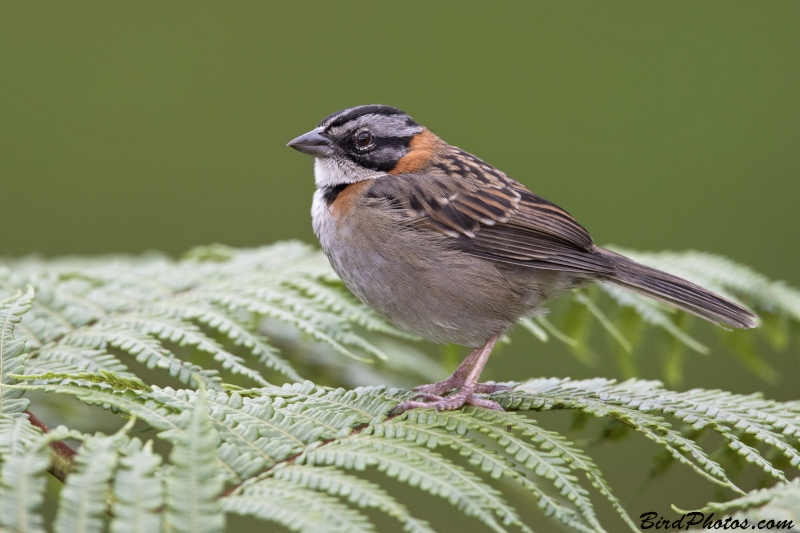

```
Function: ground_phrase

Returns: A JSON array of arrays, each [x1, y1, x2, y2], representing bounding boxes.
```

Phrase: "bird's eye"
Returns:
[[355, 131, 372, 148]]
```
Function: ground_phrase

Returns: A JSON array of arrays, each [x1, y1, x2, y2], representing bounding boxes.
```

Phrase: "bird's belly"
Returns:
[[313, 193, 561, 346]]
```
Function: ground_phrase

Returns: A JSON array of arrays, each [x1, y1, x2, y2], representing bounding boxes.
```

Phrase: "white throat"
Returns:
[[314, 157, 386, 189]]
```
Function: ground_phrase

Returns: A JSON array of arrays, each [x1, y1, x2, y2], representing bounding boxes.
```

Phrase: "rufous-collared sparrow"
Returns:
[[288, 104, 756, 413]]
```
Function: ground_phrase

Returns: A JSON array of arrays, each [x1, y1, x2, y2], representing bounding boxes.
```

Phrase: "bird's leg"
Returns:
[[393, 333, 507, 413], [413, 338, 514, 397], [412, 345, 484, 396]]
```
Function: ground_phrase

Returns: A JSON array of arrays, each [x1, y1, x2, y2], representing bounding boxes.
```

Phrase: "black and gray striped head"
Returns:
[[287, 105, 424, 172]]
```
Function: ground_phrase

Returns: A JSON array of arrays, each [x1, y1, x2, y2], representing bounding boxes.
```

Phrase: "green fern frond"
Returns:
[[495, 378, 799, 484], [164, 390, 226, 533], [110, 438, 164, 533], [153, 387, 315, 478], [0, 429, 52, 533], [694, 478, 800, 525], [107, 311, 270, 386], [518, 317, 549, 342], [222, 492, 329, 533], [574, 290, 632, 353], [496, 381, 729, 488], [284, 277, 416, 339], [397, 407, 633, 532], [4, 243, 799, 390], [590, 248, 800, 375], [0, 423, 85, 533], [1, 242, 418, 393], [226, 476, 377, 533], [2, 244, 799, 533], [64, 325, 222, 389], [269, 464, 436, 533], [146, 301, 302, 382], [13, 370, 150, 391], [0, 287, 34, 417], [5, 380, 245, 483], [300, 435, 527, 533], [268, 381, 398, 423], [375, 413, 603, 532], [596, 284, 710, 354], [183, 289, 376, 363], [28, 344, 130, 375], [53, 423, 130, 533], [5, 375, 800, 532], [0, 415, 43, 457]]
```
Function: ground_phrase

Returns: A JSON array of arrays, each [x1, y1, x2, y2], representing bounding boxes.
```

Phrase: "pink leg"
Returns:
[[412, 345, 484, 396], [393, 333, 508, 413]]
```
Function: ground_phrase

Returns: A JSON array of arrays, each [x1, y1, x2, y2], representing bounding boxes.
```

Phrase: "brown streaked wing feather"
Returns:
[[463, 187, 615, 274], [508, 189, 595, 251], [367, 172, 519, 238], [367, 147, 613, 274]]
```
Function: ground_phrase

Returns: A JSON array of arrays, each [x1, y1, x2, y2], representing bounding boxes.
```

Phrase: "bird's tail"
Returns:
[[596, 248, 757, 329]]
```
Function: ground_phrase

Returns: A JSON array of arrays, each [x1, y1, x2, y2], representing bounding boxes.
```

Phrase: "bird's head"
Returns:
[[287, 105, 439, 187]]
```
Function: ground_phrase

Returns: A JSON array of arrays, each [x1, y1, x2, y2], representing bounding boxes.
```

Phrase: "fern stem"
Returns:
[[26, 410, 76, 482]]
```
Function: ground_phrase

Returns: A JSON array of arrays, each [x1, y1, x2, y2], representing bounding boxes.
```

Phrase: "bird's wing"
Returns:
[[365, 148, 613, 275]]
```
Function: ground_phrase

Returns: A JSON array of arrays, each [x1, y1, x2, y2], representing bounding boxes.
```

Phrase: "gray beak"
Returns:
[[286, 127, 335, 157]]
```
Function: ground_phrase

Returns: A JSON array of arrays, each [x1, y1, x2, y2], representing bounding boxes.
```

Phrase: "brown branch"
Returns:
[[26, 410, 76, 482]]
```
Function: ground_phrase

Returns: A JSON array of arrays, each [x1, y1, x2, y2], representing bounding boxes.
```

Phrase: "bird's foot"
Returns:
[[412, 377, 460, 396], [392, 384, 506, 414], [413, 379, 513, 396]]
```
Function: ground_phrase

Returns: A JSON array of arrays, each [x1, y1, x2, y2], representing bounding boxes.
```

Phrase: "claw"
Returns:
[[392, 385, 505, 415], [474, 382, 514, 394], [465, 396, 505, 410], [411, 392, 446, 401], [413, 380, 458, 396]]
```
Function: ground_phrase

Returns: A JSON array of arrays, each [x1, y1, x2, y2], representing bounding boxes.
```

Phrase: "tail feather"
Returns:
[[597, 248, 757, 329]]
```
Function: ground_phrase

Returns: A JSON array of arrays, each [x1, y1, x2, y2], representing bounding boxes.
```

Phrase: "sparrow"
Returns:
[[287, 104, 757, 413]]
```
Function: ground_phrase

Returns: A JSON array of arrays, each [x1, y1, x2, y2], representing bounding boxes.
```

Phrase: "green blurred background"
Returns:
[[2, 2, 799, 531]]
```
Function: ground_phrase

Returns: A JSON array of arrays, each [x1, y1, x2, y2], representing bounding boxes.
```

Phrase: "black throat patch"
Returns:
[[321, 183, 351, 205]]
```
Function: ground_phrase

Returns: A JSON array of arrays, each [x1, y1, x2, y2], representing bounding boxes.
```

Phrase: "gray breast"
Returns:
[[312, 188, 569, 347]]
